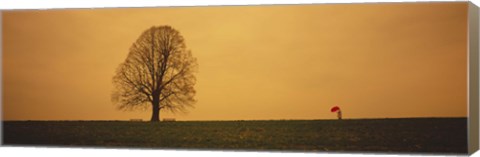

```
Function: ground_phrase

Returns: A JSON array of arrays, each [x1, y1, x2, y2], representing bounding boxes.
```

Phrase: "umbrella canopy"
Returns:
[[330, 106, 340, 112]]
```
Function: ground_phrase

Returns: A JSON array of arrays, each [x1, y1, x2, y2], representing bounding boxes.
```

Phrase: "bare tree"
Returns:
[[112, 25, 197, 122]]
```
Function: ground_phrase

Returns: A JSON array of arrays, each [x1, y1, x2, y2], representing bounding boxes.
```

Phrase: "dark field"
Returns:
[[2, 118, 467, 154]]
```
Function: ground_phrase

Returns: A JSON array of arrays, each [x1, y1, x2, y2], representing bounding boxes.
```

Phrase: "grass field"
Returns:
[[2, 118, 467, 154]]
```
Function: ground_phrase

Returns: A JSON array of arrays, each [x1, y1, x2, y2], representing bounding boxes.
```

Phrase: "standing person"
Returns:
[[337, 110, 342, 120], [331, 106, 342, 120]]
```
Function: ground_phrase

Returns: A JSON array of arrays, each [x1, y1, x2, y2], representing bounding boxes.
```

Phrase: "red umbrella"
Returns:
[[331, 106, 340, 112]]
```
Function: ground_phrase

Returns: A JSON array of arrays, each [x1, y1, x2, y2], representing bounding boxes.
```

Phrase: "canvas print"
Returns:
[[1, 2, 472, 155]]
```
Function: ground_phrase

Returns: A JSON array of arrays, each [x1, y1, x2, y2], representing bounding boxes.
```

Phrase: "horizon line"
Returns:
[[2, 116, 468, 122]]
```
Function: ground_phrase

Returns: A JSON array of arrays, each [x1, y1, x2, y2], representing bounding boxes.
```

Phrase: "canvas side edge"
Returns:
[[468, 2, 480, 155]]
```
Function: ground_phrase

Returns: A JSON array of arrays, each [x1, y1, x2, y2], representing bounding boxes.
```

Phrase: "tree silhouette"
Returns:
[[112, 25, 197, 122]]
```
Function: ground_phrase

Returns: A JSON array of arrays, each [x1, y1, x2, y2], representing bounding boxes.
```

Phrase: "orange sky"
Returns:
[[2, 2, 468, 121]]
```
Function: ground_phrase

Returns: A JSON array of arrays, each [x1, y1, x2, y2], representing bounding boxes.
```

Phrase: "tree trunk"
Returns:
[[150, 99, 160, 122]]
